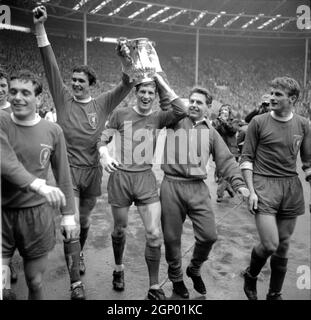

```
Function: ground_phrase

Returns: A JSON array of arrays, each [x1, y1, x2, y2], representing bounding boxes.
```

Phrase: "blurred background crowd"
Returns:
[[1, 30, 310, 121]]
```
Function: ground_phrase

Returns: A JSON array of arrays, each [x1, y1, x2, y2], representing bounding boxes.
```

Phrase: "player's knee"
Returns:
[[261, 240, 278, 256], [112, 225, 126, 239], [26, 274, 43, 292], [145, 227, 161, 247], [207, 234, 218, 245], [275, 239, 290, 256]]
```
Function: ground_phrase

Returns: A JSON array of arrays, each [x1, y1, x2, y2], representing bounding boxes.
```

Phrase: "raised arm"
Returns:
[[95, 40, 135, 118], [33, 6, 68, 112], [95, 73, 134, 119], [154, 73, 187, 128]]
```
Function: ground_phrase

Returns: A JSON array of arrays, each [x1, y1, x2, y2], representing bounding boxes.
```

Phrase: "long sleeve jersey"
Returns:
[[98, 98, 187, 171], [1, 112, 75, 215], [240, 112, 311, 179], [39, 45, 134, 168], [0, 125, 35, 188], [161, 117, 246, 191]]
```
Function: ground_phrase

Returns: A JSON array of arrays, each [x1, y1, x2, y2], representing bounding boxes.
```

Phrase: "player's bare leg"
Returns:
[[111, 205, 129, 291], [63, 196, 86, 300], [2, 258, 16, 300], [243, 214, 278, 300], [23, 254, 48, 300], [138, 201, 166, 300], [78, 196, 96, 275], [266, 217, 296, 300]]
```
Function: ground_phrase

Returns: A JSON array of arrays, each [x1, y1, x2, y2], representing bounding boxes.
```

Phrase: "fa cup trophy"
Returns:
[[117, 37, 162, 83]]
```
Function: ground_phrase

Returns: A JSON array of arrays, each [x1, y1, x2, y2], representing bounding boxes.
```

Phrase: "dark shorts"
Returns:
[[107, 169, 159, 208], [254, 174, 305, 218], [70, 166, 102, 197], [2, 203, 56, 260]]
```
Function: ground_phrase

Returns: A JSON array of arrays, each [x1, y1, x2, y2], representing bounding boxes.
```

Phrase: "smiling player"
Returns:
[[33, 6, 134, 299], [240, 76, 311, 300], [98, 74, 187, 300], [1, 70, 78, 300]]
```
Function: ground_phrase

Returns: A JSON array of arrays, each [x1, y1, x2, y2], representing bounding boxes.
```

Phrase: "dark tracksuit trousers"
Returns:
[[160, 175, 218, 282]]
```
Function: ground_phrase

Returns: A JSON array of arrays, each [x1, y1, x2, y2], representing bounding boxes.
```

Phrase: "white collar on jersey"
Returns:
[[270, 111, 293, 122], [133, 106, 153, 116], [11, 112, 41, 126], [73, 96, 92, 104], [0, 101, 11, 110]]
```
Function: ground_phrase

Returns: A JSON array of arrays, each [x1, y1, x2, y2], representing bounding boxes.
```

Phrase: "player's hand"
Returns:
[[116, 38, 132, 67], [237, 187, 250, 201], [100, 154, 120, 173], [33, 5, 47, 24], [60, 215, 80, 239], [37, 184, 66, 209], [248, 191, 258, 215]]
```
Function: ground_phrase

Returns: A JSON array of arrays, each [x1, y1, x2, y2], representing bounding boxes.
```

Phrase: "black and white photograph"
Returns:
[[0, 0, 310, 307]]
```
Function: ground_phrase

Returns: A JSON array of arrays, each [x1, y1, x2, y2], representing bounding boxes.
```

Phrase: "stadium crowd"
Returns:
[[1, 16, 311, 301], [1, 30, 310, 120]]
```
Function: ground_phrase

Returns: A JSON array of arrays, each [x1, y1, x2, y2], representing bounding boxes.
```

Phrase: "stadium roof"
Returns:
[[3, 0, 311, 44]]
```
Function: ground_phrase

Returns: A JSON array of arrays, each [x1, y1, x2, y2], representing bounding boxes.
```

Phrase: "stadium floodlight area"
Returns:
[[90, 0, 112, 14], [108, 1, 132, 17], [73, 0, 92, 11], [206, 11, 226, 27], [87, 36, 118, 43], [273, 18, 292, 30], [128, 4, 152, 19], [241, 13, 264, 29], [224, 13, 243, 28], [146, 7, 170, 21], [190, 11, 207, 26], [160, 9, 186, 23], [26, 0, 302, 39], [257, 14, 281, 29], [0, 23, 30, 33]]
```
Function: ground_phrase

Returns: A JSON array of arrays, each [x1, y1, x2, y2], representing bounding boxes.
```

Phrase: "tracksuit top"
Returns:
[[40, 45, 133, 168], [161, 117, 246, 191], [1, 112, 75, 215]]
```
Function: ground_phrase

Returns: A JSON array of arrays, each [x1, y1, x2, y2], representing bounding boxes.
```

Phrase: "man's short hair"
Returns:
[[270, 76, 300, 102], [72, 65, 97, 86], [0, 68, 9, 82], [10, 69, 43, 96], [135, 80, 157, 92], [189, 87, 213, 105]]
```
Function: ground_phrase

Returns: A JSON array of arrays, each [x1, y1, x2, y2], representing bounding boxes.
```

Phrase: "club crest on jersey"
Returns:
[[87, 113, 98, 129], [40, 147, 51, 168], [292, 135, 302, 155]]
